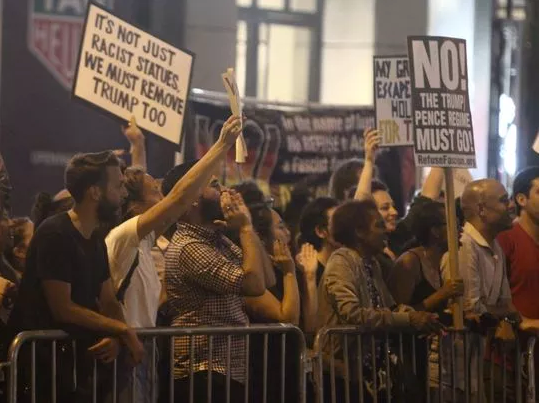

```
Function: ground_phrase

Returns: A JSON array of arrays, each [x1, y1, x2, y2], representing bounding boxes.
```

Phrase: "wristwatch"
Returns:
[[503, 315, 520, 327]]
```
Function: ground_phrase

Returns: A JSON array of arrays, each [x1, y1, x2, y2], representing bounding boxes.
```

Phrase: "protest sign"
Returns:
[[373, 56, 413, 146], [221, 68, 248, 163], [408, 36, 472, 328], [408, 36, 476, 169], [72, 3, 194, 145]]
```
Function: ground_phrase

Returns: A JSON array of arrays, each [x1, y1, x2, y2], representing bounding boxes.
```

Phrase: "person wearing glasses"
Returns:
[[230, 181, 300, 403], [230, 181, 299, 326]]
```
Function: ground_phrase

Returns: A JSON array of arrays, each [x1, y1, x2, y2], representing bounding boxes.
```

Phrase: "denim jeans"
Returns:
[[116, 340, 158, 403]]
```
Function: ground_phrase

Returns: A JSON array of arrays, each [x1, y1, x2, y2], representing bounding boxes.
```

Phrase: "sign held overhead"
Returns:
[[73, 3, 194, 145], [408, 36, 476, 168], [221, 68, 248, 163], [373, 56, 413, 146]]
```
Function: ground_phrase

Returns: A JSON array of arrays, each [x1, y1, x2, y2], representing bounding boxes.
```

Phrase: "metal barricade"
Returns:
[[312, 326, 538, 403], [525, 336, 538, 403], [4, 324, 307, 403]]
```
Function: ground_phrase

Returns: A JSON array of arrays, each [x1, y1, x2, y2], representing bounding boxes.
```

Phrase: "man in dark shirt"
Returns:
[[9, 151, 144, 402]]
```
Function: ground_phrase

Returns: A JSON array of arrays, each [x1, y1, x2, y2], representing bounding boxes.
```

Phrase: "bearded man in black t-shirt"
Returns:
[[9, 151, 144, 402]]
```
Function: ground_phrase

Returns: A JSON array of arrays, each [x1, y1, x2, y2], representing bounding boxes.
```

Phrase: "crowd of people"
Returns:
[[0, 115, 537, 403]]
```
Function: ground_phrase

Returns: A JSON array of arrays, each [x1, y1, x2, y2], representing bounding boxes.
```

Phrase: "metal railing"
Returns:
[[0, 324, 537, 403], [2, 324, 307, 403], [525, 336, 537, 403], [311, 326, 538, 403]]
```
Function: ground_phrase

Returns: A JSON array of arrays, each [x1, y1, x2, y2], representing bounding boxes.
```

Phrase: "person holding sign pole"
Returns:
[[388, 201, 464, 315], [386, 200, 464, 400], [105, 115, 244, 403], [441, 179, 520, 401]]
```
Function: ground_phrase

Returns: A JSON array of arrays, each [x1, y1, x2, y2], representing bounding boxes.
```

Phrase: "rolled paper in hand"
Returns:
[[236, 133, 248, 163], [221, 68, 247, 163]]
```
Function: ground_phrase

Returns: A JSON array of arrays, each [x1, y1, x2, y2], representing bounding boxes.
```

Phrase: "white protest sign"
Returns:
[[373, 56, 413, 146], [442, 168, 473, 197], [533, 133, 539, 153], [407, 36, 476, 168], [221, 68, 247, 163], [73, 3, 194, 145]]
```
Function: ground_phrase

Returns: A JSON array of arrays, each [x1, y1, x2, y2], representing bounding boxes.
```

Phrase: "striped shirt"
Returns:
[[165, 222, 248, 383]]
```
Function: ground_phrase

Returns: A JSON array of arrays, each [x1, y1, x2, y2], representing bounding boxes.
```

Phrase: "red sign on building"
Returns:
[[28, 0, 114, 89]]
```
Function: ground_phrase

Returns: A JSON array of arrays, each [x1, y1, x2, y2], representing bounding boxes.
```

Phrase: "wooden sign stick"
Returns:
[[444, 167, 464, 329]]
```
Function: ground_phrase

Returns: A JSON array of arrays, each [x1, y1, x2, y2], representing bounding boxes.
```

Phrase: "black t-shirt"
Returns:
[[8, 212, 110, 333]]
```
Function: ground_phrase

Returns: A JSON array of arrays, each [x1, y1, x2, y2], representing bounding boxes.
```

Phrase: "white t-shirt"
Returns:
[[106, 216, 162, 328]]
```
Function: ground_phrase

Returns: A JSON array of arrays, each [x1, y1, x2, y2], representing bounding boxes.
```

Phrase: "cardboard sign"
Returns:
[[533, 133, 539, 153], [221, 68, 247, 163], [408, 36, 476, 168], [73, 3, 194, 145], [373, 56, 413, 146]]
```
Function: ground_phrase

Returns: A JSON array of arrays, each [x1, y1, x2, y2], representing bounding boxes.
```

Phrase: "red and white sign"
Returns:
[[28, 0, 114, 89]]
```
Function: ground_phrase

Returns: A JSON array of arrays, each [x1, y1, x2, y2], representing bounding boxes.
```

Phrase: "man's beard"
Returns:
[[97, 196, 120, 226], [199, 197, 224, 224]]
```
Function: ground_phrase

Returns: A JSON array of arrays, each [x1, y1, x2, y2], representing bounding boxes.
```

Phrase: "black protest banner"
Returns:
[[373, 56, 413, 146], [72, 3, 194, 145], [271, 109, 376, 183], [407, 36, 476, 168], [187, 100, 414, 214], [189, 101, 374, 184]]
